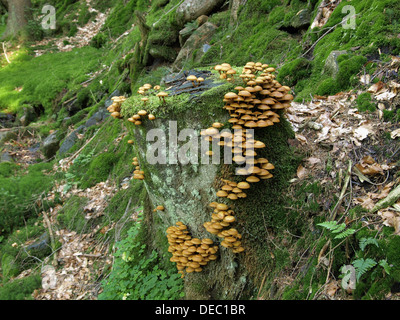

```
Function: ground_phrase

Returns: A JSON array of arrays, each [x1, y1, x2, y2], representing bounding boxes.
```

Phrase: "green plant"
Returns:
[[98, 213, 184, 300], [0, 274, 41, 300], [356, 92, 376, 112], [317, 220, 357, 239]]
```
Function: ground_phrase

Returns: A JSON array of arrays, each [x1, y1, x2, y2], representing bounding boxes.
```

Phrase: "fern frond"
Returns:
[[334, 228, 356, 239], [359, 237, 379, 251], [317, 221, 339, 231], [353, 258, 377, 281], [379, 259, 391, 275]]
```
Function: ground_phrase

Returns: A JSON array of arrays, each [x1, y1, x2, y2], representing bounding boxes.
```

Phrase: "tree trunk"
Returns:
[[3, 0, 32, 39]]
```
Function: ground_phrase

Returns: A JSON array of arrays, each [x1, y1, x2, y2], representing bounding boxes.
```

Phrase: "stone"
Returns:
[[179, 22, 199, 47], [323, 50, 348, 78], [173, 22, 218, 70], [0, 151, 13, 163], [19, 105, 37, 127], [41, 130, 62, 159], [291, 9, 311, 29], [25, 232, 51, 258], [196, 15, 208, 26], [175, 0, 224, 26], [149, 45, 178, 62]]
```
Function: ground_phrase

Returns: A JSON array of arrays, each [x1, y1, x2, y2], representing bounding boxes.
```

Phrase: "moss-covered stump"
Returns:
[[121, 75, 301, 299]]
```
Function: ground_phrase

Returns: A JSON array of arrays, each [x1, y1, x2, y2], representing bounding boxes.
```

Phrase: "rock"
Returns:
[[25, 232, 51, 258], [41, 130, 62, 159], [58, 125, 85, 157], [176, 0, 224, 26], [149, 45, 178, 62], [19, 105, 37, 127], [179, 22, 199, 47], [0, 112, 15, 128], [104, 90, 120, 109], [323, 50, 348, 77], [0, 151, 13, 163], [291, 9, 311, 29], [196, 15, 208, 26], [173, 22, 218, 70]]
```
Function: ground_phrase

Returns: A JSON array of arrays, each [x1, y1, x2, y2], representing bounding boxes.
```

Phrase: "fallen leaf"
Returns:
[[391, 128, 400, 139], [295, 133, 308, 145], [326, 281, 340, 297], [307, 157, 322, 167], [297, 165, 307, 179], [367, 81, 385, 94]]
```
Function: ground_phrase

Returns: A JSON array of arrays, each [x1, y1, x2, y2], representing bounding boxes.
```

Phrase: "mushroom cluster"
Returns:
[[216, 179, 249, 200], [132, 157, 145, 180], [186, 75, 205, 87], [167, 222, 218, 278], [128, 109, 156, 126], [207, 61, 294, 198], [153, 205, 165, 212], [156, 91, 169, 104], [107, 96, 127, 119], [203, 202, 244, 254], [214, 63, 237, 82]]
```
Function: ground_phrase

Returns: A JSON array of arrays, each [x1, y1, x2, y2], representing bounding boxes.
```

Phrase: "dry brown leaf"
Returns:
[[326, 280, 340, 297], [354, 196, 376, 210], [367, 81, 385, 94], [297, 165, 307, 179], [378, 209, 400, 235]]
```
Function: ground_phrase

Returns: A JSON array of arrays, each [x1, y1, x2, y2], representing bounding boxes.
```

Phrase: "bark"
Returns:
[[3, 0, 32, 39]]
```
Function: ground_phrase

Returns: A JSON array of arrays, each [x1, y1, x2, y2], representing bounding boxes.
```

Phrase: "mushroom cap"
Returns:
[[224, 92, 238, 100], [138, 110, 147, 116], [216, 203, 229, 211], [191, 238, 202, 245], [237, 181, 250, 189], [227, 193, 238, 200], [216, 190, 228, 197], [246, 175, 260, 183], [224, 215, 236, 223], [187, 75, 198, 81], [202, 238, 213, 245], [148, 114, 156, 120], [157, 91, 169, 97]]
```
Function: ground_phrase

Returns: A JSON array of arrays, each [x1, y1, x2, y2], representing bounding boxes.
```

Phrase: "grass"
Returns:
[[0, 46, 104, 114]]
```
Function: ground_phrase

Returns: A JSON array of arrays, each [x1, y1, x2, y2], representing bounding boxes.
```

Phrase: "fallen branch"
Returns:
[[42, 210, 58, 267], [330, 160, 352, 221], [2, 42, 10, 64], [371, 183, 400, 213]]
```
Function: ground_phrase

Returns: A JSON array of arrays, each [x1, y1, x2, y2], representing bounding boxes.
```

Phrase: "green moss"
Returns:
[[0, 273, 41, 300], [79, 152, 118, 189], [277, 57, 312, 88], [0, 46, 104, 114], [336, 54, 368, 90], [57, 195, 89, 233], [356, 92, 376, 112], [0, 162, 21, 178], [316, 77, 340, 96]]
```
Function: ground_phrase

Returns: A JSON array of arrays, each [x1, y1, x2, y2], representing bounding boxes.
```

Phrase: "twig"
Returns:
[[2, 42, 10, 64], [42, 210, 58, 267], [330, 160, 352, 221]]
